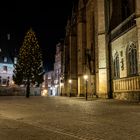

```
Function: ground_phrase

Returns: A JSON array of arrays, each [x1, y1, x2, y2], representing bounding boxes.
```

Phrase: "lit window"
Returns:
[[14, 57, 17, 64], [48, 76, 51, 79], [114, 52, 120, 79], [4, 57, 7, 62], [127, 43, 137, 75]]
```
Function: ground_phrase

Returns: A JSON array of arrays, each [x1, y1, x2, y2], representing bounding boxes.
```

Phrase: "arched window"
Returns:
[[114, 52, 120, 79], [127, 43, 137, 75]]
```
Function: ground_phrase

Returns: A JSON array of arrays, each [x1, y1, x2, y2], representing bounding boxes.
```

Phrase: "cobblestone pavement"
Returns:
[[0, 96, 139, 140]]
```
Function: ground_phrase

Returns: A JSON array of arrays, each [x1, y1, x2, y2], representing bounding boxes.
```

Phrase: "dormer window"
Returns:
[[4, 57, 7, 62]]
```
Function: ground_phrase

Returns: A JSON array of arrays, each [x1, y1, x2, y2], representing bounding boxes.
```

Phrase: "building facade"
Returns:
[[42, 71, 55, 96], [63, 0, 140, 100], [53, 42, 63, 96], [0, 33, 17, 86]]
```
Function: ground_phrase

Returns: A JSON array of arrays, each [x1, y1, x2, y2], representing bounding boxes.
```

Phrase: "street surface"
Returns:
[[0, 96, 139, 140]]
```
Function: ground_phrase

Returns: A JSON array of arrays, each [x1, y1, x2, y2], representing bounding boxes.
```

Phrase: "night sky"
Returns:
[[0, 1, 74, 71]]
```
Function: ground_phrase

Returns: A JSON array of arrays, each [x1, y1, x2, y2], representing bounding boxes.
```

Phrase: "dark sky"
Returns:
[[0, 1, 74, 70]]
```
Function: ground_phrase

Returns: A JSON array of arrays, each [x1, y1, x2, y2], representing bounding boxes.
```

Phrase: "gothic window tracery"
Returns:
[[114, 52, 120, 79], [127, 43, 137, 75]]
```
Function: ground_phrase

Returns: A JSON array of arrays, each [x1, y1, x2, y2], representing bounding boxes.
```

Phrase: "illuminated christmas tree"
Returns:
[[13, 28, 44, 98]]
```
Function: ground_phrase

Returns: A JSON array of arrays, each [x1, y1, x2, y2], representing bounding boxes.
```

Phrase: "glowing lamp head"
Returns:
[[83, 75, 88, 80], [42, 89, 47, 96], [69, 79, 72, 84]]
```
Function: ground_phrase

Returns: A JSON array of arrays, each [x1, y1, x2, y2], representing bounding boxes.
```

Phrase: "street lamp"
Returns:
[[68, 79, 72, 97], [83, 74, 88, 100]]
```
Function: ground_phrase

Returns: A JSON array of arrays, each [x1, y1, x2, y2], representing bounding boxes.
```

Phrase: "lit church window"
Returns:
[[114, 52, 120, 79], [127, 43, 137, 75]]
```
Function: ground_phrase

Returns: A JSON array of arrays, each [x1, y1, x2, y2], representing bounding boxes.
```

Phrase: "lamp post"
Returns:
[[83, 74, 88, 100], [68, 79, 72, 97]]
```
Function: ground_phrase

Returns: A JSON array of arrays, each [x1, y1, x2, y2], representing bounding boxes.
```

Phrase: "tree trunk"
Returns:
[[26, 80, 30, 98]]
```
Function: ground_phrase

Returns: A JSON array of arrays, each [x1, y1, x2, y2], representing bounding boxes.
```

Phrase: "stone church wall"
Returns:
[[111, 27, 140, 100]]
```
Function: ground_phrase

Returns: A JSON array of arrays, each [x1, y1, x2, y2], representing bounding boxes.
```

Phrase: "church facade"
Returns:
[[62, 0, 140, 100]]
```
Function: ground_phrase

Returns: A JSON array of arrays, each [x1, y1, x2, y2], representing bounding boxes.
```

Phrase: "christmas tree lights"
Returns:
[[13, 28, 44, 98]]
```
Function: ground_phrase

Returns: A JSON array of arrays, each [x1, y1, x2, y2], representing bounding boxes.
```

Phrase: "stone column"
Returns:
[[97, 0, 109, 98], [135, 0, 140, 73], [77, 5, 86, 96], [69, 30, 78, 96]]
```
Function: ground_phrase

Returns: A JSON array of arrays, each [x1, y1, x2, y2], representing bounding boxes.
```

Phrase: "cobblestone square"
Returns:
[[0, 96, 139, 140]]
